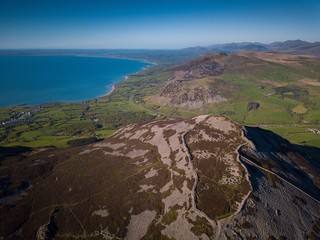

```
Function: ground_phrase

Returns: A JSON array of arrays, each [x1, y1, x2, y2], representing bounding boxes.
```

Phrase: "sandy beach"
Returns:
[[106, 85, 116, 96]]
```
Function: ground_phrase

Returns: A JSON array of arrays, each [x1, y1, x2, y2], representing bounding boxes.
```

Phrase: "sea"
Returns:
[[0, 55, 150, 107]]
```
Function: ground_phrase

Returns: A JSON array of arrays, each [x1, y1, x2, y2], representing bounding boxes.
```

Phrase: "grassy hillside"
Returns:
[[148, 51, 320, 147]]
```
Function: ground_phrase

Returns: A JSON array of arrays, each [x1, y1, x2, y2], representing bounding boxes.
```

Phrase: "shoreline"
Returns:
[[0, 52, 156, 66], [102, 62, 154, 98], [0, 56, 154, 108], [105, 85, 116, 96]]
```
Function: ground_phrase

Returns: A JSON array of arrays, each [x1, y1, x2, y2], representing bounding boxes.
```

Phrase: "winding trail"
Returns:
[[214, 135, 254, 239], [239, 154, 320, 205], [182, 131, 218, 239], [183, 131, 225, 239]]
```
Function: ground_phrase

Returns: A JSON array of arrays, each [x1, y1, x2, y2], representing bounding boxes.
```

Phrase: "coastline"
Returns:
[[0, 55, 154, 107], [102, 62, 154, 98]]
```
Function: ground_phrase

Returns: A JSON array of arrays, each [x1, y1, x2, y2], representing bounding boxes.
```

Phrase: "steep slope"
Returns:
[[1, 115, 319, 239], [220, 127, 320, 239]]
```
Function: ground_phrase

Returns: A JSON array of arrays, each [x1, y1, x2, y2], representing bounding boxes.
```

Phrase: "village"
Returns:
[[307, 128, 320, 135], [0, 105, 44, 127]]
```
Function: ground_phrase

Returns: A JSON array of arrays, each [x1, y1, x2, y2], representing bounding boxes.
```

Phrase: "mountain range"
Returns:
[[183, 40, 320, 56], [1, 40, 319, 66]]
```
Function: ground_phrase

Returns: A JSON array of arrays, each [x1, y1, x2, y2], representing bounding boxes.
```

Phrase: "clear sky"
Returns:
[[0, 0, 319, 49]]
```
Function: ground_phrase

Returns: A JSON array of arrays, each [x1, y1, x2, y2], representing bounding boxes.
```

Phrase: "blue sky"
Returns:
[[0, 0, 319, 49]]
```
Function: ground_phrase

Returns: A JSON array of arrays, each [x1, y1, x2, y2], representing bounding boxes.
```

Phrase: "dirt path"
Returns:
[[182, 131, 218, 238], [240, 155, 320, 205]]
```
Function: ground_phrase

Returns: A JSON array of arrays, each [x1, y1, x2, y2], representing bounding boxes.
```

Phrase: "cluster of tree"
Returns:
[[103, 111, 155, 129]]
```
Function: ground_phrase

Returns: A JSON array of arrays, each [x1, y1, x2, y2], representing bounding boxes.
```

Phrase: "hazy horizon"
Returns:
[[0, 39, 318, 51], [0, 0, 319, 49]]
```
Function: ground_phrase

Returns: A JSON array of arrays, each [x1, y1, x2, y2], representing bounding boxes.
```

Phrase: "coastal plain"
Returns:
[[1, 50, 320, 148]]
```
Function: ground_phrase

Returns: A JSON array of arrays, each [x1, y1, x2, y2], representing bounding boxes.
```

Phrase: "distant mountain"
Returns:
[[182, 40, 320, 56], [266, 39, 320, 55], [267, 39, 310, 49], [182, 42, 268, 55], [207, 42, 269, 52]]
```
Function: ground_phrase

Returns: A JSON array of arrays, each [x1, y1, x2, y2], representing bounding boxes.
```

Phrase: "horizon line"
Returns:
[[0, 39, 318, 51]]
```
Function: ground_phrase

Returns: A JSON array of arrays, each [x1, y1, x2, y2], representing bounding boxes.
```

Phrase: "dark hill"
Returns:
[[169, 53, 225, 79]]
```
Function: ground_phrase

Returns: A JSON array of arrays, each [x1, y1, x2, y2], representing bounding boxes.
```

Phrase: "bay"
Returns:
[[0, 55, 150, 107]]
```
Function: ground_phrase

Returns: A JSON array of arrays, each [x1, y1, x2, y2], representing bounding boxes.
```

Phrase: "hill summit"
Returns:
[[1, 115, 319, 239]]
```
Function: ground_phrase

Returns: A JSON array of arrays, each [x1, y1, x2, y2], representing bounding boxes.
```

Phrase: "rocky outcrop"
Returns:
[[158, 80, 227, 109], [170, 54, 224, 80], [247, 102, 260, 111]]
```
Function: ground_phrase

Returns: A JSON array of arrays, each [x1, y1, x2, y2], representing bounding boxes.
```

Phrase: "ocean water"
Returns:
[[0, 55, 150, 107]]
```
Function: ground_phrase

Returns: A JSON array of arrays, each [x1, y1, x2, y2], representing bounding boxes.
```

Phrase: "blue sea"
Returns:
[[0, 55, 150, 107]]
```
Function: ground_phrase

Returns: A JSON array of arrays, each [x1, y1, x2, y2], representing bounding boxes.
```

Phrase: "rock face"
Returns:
[[247, 102, 260, 111], [1, 116, 320, 239], [158, 80, 228, 109]]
